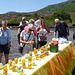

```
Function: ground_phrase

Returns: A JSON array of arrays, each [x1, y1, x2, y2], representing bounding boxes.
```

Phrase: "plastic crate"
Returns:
[[50, 45, 58, 52]]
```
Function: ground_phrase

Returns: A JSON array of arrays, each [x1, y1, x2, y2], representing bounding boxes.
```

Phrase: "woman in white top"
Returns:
[[20, 24, 34, 56], [36, 19, 50, 47]]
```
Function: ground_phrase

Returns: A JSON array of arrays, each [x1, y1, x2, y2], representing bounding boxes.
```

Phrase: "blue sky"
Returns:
[[0, 0, 68, 14]]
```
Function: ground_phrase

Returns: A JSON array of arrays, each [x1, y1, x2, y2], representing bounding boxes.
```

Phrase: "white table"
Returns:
[[7, 41, 72, 75]]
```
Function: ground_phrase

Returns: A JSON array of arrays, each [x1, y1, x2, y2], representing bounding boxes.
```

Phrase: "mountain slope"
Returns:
[[58, 2, 75, 12], [6, 11, 19, 14], [38, 0, 75, 12]]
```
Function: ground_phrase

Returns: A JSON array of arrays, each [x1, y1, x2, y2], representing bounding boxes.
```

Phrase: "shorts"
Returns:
[[38, 41, 47, 48], [19, 46, 23, 53], [33, 41, 36, 48], [0, 44, 9, 54]]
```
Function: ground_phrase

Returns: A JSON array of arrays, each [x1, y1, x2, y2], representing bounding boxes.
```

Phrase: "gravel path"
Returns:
[[1, 28, 75, 65]]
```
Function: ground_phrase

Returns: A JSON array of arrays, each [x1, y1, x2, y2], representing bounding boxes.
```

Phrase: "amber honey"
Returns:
[[20, 72, 24, 75], [16, 69, 19, 73], [12, 66, 16, 72], [16, 67, 21, 73], [22, 64, 26, 69], [28, 63, 32, 69], [18, 58, 21, 64], [3, 71, 8, 75], [47, 47, 50, 50], [12, 62, 15, 67], [34, 50, 37, 55], [42, 53, 45, 57], [46, 52, 49, 55], [36, 56, 39, 60], [28, 56, 32, 61], [32, 61, 35, 66], [40, 54, 43, 59], [41, 48, 44, 51], [41, 51, 44, 54], [28, 61, 32, 64], [33, 48, 36, 51], [46, 44, 48, 46], [8, 60, 12, 65], [29, 51, 32, 56], [9, 65, 12, 70], [14, 58, 18, 64], [3, 65, 7, 72], [19, 70, 24, 75], [36, 54, 39, 60], [22, 59, 25, 64]]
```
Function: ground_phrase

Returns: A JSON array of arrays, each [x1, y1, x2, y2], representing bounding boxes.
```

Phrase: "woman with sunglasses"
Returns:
[[20, 24, 34, 56], [24, 19, 37, 48]]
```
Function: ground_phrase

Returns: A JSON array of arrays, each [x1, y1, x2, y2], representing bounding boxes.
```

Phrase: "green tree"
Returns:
[[9, 18, 21, 24], [33, 12, 39, 18], [71, 14, 75, 24], [50, 11, 72, 23]]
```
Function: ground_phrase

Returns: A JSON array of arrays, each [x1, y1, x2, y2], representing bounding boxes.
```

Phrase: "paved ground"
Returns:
[[1, 28, 75, 74]]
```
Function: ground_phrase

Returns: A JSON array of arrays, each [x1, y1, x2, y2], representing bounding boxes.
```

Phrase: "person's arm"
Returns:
[[20, 37, 33, 44], [64, 22, 69, 36], [18, 28, 21, 34], [54, 32, 57, 38], [7, 29, 12, 49], [54, 25, 57, 38], [66, 26, 69, 36], [36, 26, 40, 31], [8, 42, 11, 49], [20, 37, 28, 44], [46, 26, 50, 34]]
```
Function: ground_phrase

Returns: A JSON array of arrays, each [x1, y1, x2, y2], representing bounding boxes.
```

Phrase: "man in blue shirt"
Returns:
[[54, 18, 69, 40], [0, 21, 12, 64]]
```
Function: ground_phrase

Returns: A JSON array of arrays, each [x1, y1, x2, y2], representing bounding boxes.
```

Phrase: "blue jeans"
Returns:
[[58, 35, 68, 40]]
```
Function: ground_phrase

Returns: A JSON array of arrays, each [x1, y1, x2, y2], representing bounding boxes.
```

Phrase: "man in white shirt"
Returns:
[[34, 17, 44, 27]]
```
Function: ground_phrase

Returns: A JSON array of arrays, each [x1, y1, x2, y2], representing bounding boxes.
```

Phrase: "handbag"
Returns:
[[19, 33, 31, 53]]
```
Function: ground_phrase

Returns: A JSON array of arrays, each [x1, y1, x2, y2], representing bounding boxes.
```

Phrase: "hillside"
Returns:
[[0, 0, 75, 26], [38, 0, 75, 12], [6, 11, 18, 14]]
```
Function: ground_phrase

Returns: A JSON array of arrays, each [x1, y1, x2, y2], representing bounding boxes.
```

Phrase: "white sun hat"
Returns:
[[55, 18, 60, 23], [27, 23, 34, 30]]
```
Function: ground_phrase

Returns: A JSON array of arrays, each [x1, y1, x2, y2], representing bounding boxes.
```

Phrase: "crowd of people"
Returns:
[[0, 17, 69, 64]]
